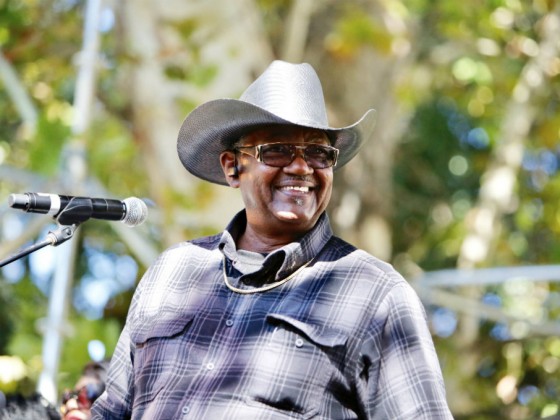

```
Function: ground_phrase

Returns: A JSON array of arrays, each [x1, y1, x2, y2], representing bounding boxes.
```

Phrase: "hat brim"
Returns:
[[177, 99, 377, 186]]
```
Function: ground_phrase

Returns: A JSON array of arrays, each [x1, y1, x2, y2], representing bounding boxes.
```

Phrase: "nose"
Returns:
[[283, 149, 313, 175]]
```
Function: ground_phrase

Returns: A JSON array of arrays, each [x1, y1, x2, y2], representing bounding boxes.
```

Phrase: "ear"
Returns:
[[220, 151, 240, 188]]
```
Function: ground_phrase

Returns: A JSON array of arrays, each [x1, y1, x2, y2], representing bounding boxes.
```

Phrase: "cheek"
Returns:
[[321, 185, 333, 203], [316, 188, 332, 215], [239, 172, 273, 207], [318, 173, 333, 201]]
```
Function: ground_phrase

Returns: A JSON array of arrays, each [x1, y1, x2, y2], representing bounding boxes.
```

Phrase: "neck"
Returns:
[[237, 224, 304, 253]]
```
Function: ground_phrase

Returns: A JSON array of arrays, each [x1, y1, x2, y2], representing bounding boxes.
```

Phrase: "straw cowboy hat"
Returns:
[[177, 60, 377, 186]]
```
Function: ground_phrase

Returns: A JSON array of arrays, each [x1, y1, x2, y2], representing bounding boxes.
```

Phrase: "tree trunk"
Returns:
[[117, 0, 275, 244]]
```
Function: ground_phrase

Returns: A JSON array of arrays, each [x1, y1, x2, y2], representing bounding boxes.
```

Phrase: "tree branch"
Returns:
[[0, 48, 38, 136]]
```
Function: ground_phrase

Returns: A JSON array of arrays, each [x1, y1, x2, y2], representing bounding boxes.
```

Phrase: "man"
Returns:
[[60, 360, 108, 420], [92, 60, 453, 419]]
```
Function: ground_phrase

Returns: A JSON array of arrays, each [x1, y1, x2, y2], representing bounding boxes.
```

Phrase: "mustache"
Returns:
[[286, 175, 313, 182]]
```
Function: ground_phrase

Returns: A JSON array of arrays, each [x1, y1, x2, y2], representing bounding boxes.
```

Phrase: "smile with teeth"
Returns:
[[281, 186, 310, 193]]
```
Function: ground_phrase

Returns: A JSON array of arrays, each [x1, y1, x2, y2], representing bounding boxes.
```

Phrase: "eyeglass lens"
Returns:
[[256, 143, 338, 168]]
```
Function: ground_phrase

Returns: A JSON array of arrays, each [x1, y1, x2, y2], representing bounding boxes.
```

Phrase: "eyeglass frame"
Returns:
[[234, 142, 340, 169]]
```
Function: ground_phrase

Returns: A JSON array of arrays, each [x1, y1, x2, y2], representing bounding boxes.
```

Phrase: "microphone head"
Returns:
[[122, 197, 148, 227]]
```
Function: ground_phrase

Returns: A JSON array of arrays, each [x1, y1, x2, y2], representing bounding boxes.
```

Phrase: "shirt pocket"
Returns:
[[130, 314, 196, 408], [244, 313, 348, 419]]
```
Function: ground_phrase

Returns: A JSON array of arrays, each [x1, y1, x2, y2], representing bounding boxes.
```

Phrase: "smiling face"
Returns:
[[220, 125, 334, 250]]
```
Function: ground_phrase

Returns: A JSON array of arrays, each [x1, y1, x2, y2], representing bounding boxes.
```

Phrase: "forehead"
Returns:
[[240, 125, 330, 145]]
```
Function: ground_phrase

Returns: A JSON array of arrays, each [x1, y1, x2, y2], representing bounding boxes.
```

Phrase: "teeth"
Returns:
[[282, 186, 309, 193]]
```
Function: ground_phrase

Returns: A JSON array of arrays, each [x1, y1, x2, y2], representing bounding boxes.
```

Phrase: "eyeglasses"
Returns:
[[235, 143, 339, 169], [61, 382, 105, 412]]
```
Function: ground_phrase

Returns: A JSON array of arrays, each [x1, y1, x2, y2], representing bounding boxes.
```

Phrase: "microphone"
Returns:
[[8, 192, 148, 227]]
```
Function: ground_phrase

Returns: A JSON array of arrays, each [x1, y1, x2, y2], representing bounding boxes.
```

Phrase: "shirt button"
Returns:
[[295, 338, 304, 348], [206, 362, 215, 370], [182, 406, 190, 414], [225, 319, 234, 327]]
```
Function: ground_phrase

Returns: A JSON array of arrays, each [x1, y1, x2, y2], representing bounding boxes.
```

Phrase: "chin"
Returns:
[[276, 210, 301, 221], [275, 208, 320, 228]]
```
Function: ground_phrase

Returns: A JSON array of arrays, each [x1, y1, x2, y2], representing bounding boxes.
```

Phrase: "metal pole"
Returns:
[[37, 0, 103, 404]]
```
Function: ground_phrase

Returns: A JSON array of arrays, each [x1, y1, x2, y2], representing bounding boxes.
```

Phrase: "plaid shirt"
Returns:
[[92, 211, 452, 419]]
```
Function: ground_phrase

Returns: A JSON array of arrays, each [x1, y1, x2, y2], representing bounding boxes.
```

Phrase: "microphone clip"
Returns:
[[0, 223, 79, 268], [55, 197, 96, 225], [47, 224, 79, 246]]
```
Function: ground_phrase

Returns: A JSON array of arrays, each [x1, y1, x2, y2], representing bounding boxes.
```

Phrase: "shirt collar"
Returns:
[[219, 210, 333, 281]]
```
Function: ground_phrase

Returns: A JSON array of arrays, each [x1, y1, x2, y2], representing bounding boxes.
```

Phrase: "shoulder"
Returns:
[[321, 239, 432, 337], [143, 231, 223, 279], [128, 233, 223, 316], [165, 232, 223, 253], [323, 235, 406, 289], [310, 236, 419, 324], [322, 236, 427, 319], [147, 232, 223, 267]]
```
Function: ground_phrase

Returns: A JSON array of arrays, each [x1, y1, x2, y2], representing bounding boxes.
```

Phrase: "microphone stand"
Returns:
[[0, 224, 79, 268]]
